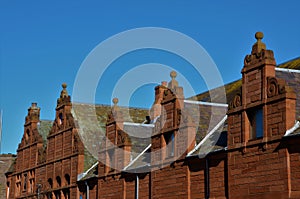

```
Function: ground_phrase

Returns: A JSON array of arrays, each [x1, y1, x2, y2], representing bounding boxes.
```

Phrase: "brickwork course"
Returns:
[[5, 32, 300, 198]]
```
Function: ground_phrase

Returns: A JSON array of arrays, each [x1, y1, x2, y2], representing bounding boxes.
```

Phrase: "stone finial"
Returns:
[[60, 83, 68, 98], [170, 71, 177, 79], [255, 32, 264, 41], [57, 82, 71, 107], [251, 31, 266, 54], [168, 70, 179, 89], [113, 98, 119, 106], [107, 97, 122, 123], [26, 102, 40, 122], [112, 97, 120, 112], [244, 31, 276, 67]]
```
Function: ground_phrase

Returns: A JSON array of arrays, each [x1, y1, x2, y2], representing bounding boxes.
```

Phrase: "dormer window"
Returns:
[[107, 149, 115, 172], [25, 129, 30, 144], [164, 132, 175, 157], [58, 113, 63, 126], [248, 108, 263, 139]]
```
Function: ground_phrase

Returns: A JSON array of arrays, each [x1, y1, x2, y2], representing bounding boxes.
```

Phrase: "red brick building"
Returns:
[[6, 32, 300, 198]]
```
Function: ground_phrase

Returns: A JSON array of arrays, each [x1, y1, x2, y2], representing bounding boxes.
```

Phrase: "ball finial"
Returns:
[[112, 98, 119, 105], [170, 71, 177, 79], [62, 83, 67, 89], [255, 32, 264, 41]]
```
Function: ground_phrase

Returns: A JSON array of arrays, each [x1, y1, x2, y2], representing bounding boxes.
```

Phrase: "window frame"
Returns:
[[248, 107, 264, 140]]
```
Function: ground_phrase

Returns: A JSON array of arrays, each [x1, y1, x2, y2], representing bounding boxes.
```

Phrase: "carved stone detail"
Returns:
[[176, 109, 182, 126], [267, 77, 286, 98], [117, 130, 130, 146], [230, 94, 242, 110], [243, 32, 276, 67], [73, 134, 79, 153]]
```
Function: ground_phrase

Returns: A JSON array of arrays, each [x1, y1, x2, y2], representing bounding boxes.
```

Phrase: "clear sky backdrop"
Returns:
[[1, 1, 300, 154]]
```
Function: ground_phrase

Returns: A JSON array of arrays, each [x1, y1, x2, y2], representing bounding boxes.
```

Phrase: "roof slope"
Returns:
[[72, 103, 149, 156], [277, 57, 300, 69], [37, 120, 53, 147]]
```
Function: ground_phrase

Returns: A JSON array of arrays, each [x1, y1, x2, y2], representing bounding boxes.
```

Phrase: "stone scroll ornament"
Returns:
[[267, 77, 286, 98], [229, 87, 242, 110], [117, 130, 130, 146]]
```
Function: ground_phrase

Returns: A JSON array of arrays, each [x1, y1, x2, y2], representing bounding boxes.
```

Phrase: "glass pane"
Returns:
[[255, 109, 263, 138]]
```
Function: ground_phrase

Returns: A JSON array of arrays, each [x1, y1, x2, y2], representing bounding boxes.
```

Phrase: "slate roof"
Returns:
[[184, 100, 228, 143], [37, 120, 53, 147], [277, 57, 300, 70], [275, 69, 300, 118], [72, 103, 149, 170], [4, 155, 17, 175], [187, 79, 242, 104], [124, 145, 151, 172], [123, 123, 153, 160], [293, 126, 300, 135]]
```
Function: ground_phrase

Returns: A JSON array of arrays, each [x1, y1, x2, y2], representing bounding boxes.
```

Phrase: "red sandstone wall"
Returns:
[[189, 159, 205, 198], [228, 142, 290, 199], [151, 163, 189, 199], [99, 177, 124, 199], [209, 154, 227, 199], [288, 137, 300, 198]]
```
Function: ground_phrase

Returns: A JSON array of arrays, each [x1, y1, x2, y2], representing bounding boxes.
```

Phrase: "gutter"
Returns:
[[187, 115, 227, 156], [184, 100, 228, 107], [123, 144, 151, 171], [77, 162, 99, 181], [284, 120, 300, 136], [275, 67, 300, 74]]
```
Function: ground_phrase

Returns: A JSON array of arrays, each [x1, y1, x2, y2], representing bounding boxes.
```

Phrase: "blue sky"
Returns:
[[1, 1, 299, 153]]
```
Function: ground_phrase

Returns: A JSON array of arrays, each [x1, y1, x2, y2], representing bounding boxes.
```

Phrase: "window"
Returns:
[[58, 113, 63, 126], [63, 189, 70, 199], [55, 190, 61, 199], [56, 176, 61, 187], [16, 175, 21, 197], [29, 170, 34, 193], [47, 192, 53, 199], [25, 129, 30, 144], [164, 132, 175, 157], [107, 150, 115, 172], [64, 174, 70, 185], [48, 178, 53, 189], [23, 173, 28, 191], [6, 181, 10, 199], [248, 108, 263, 139]]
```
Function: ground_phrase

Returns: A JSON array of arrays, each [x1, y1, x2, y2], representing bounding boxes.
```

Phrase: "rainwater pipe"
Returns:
[[135, 174, 139, 199], [85, 181, 89, 199], [205, 157, 210, 199]]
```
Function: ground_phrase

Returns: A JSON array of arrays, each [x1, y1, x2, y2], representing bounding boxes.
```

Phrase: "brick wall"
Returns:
[[228, 142, 291, 198]]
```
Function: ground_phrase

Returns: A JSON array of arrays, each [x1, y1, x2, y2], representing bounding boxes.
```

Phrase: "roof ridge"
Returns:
[[72, 101, 150, 110], [277, 56, 300, 67]]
